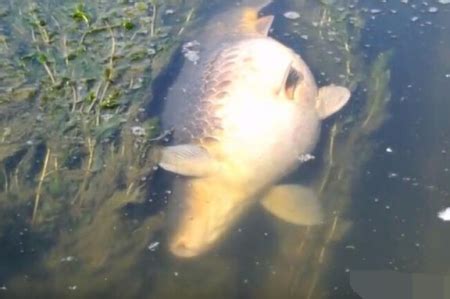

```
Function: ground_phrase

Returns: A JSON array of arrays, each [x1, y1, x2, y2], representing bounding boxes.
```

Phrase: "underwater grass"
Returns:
[[0, 0, 216, 295], [0, 0, 202, 225]]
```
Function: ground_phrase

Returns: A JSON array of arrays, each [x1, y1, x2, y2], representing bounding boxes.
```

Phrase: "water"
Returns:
[[0, 0, 449, 298]]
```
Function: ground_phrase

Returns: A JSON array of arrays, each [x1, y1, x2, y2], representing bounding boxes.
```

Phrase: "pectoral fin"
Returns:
[[260, 184, 324, 225], [158, 144, 218, 177], [316, 85, 351, 119]]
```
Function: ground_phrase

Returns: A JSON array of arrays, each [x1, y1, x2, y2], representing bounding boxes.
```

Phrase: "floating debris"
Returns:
[[438, 207, 450, 221], [386, 147, 393, 153], [182, 41, 201, 64], [0, 286, 6, 291], [101, 114, 115, 122], [68, 285, 78, 291], [438, 0, 450, 4], [147, 241, 160, 251], [60, 256, 76, 263], [297, 153, 315, 162], [428, 7, 439, 13], [388, 172, 399, 178], [131, 126, 146, 136], [283, 11, 300, 20]]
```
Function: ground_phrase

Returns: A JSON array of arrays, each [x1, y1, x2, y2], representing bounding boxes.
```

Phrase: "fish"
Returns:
[[157, 0, 351, 258]]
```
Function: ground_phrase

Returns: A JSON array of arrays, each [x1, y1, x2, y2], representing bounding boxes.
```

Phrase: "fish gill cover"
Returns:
[[0, 0, 391, 298]]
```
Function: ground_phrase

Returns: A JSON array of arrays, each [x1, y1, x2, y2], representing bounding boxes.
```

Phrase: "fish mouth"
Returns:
[[169, 240, 208, 258], [169, 228, 222, 258]]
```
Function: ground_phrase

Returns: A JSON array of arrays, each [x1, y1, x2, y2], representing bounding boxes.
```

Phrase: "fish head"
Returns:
[[237, 38, 319, 106], [240, 37, 350, 118], [168, 177, 250, 258]]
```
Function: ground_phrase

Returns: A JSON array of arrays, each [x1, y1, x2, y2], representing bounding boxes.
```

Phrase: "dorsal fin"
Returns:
[[239, 8, 274, 36], [241, 0, 272, 11]]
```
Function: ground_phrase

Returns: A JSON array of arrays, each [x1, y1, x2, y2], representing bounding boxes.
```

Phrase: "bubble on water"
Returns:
[[0, 286, 7, 291], [438, 0, 450, 4], [370, 9, 382, 14], [411, 16, 419, 22], [386, 147, 393, 153], [428, 6, 439, 12], [68, 285, 78, 291], [283, 11, 300, 19]]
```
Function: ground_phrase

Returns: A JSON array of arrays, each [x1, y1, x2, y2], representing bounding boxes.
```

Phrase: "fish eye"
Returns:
[[284, 67, 302, 100]]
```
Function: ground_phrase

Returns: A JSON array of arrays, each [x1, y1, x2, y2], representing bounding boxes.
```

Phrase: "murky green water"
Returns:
[[0, 0, 449, 298]]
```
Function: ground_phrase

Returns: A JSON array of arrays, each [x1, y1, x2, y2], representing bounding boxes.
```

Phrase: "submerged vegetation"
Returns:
[[0, 0, 392, 297], [0, 0, 213, 296]]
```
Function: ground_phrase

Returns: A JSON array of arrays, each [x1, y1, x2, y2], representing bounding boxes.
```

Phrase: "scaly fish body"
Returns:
[[158, 0, 351, 257]]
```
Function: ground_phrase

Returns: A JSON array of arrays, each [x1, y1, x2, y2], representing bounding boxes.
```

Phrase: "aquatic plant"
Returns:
[[0, 0, 215, 295]]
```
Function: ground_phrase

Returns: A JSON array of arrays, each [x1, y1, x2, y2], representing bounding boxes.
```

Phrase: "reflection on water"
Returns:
[[0, 0, 449, 298]]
